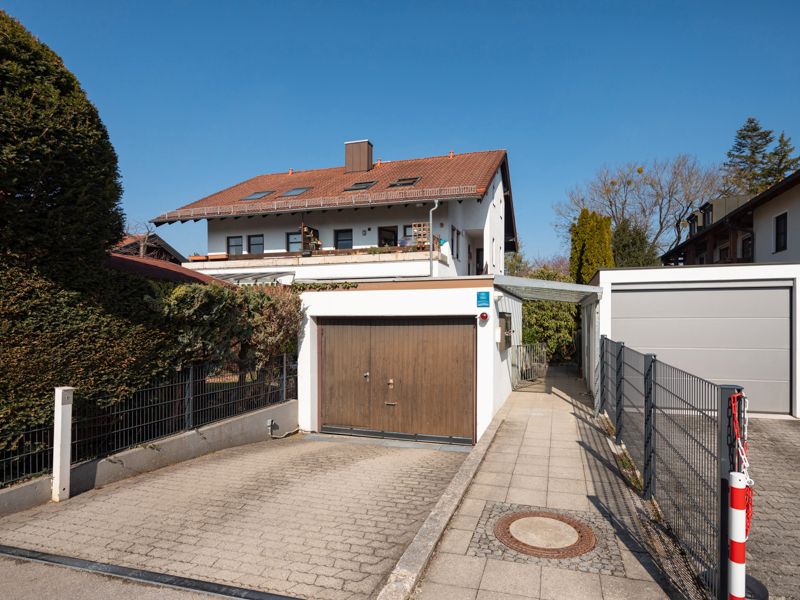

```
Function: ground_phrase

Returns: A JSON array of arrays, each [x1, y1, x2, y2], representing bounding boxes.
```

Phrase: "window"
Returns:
[[687, 214, 697, 237], [742, 235, 753, 259], [378, 226, 398, 247], [718, 244, 730, 262], [456, 230, 461, 260], [775, 212, 788, 253], [343, 181, 377, 192], [450, 226, 456, 256], [388, 177, 420, 188], [240, 191, 274, 201], [248, 234, 264, 254], [286, 232, 302, 252], [226, 236, 243, 255], [281, 187, 312, 197], [334, 229, 353, 250], [403, 224, 413, 237], [701, 204, 713, 227]]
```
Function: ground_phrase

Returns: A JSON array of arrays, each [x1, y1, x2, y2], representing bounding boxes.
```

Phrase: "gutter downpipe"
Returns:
[[429, 200, 440, 277]]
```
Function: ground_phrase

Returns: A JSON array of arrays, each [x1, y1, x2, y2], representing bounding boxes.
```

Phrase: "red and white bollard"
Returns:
[[728, 471, 748, 600]]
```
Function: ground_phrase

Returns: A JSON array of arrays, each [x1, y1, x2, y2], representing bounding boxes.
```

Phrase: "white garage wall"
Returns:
[[594, 264, 800, 417], [299, 280, 515, 441]]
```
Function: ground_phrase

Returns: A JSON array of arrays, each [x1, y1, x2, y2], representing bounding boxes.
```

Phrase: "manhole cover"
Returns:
[[494, 511, 596, 558]]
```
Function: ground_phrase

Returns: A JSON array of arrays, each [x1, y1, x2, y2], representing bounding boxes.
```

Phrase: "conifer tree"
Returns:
[[569, 208, 614, 284], [612, 218, 660, 267], [766, 132, 800, 184], [723, 117, 775, 195]]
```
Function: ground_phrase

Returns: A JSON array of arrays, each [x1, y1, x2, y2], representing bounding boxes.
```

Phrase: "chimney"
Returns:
[[345, 140, 373, 173]]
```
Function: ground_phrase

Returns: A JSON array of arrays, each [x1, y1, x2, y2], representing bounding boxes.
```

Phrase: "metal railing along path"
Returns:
[[510, 343, 548, 388], [1, 355, 297, 488], [597, 336, 745, 600]]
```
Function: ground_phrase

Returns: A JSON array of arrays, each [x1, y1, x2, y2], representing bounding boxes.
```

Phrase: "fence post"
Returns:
[[598, 335, 607, 415], [615, 342, 625, 444], [185, 364, 194, 431], [52, 387, 74, 502], [717, 384, 742, 600], [642, 354, 656, 500], [282, 354, 288, 403]]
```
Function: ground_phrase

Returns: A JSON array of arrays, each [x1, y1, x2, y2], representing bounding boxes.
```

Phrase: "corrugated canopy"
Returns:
[[494, 275, 601, 304]]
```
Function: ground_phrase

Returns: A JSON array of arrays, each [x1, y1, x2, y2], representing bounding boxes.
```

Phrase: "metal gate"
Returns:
[[511, 343, 548, 389]]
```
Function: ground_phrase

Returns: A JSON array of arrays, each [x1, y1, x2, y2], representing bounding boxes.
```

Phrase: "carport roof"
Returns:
[[494, 275, 602, 304]]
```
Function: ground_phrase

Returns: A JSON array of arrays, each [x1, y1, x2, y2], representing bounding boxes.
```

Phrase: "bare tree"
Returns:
[[120, 220, 156, 257], [554, 155, 720, 252]]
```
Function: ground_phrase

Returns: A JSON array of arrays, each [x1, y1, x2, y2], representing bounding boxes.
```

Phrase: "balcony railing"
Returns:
[[189, 238, 441, 263]]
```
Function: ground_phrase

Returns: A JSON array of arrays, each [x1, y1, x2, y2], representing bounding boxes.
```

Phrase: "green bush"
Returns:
[[0, 11, 124, 270], [0, 260, 177, 441], [521, 267, 578, 362]]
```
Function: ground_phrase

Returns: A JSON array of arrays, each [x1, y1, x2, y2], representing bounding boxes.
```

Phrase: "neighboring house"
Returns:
[[113, 232, 187, 265], [152, 140, 518, 284], [662, 170, 799, 265]]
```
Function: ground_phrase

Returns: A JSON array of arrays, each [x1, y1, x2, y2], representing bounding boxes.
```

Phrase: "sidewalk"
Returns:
[[413, 367, 674, 600]]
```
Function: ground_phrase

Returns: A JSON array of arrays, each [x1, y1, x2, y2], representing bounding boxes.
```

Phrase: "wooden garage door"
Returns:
[[319, 317, 476, 444]]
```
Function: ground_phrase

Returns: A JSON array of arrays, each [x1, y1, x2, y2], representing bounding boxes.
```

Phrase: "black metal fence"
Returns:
[[1, 355, 297, 488], [598, 337, 742, 600]]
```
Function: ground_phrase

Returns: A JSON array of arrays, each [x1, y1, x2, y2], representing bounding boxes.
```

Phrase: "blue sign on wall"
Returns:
[[476, 291, 491, 307]]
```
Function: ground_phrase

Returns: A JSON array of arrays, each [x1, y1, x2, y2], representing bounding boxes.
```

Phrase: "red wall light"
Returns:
[[479, 312, 489, 321]]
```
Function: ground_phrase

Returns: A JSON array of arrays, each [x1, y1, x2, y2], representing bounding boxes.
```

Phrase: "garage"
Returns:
[[600, 276, 793, 414], [318, 316, 476, 444]]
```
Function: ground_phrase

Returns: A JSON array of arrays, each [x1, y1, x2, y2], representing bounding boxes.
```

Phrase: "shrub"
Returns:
[[0, 11, 124, 271], [0, 259, 176, 441]]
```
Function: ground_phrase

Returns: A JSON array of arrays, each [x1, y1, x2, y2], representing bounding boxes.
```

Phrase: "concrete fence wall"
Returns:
[[0, 399, 297, 518]]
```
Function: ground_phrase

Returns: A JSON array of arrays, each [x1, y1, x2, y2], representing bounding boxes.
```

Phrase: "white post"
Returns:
[[52, 387, 74, 502]]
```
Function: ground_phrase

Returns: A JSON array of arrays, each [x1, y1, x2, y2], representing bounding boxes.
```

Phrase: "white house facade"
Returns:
[[153, 140, 517, 284]]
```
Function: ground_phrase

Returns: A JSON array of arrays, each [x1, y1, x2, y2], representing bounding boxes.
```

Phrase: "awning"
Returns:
[[494, 275, 602, 304], [210, 271, 295, 285]]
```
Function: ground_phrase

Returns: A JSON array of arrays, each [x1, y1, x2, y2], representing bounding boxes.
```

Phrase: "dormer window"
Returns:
[[240, 191, 274, 201], [687, 215, 697, 237], [701, 203, 713, 227], [388, 177, 420, 188], [281, 187, 312, 197], [344, 181, 377, 192]]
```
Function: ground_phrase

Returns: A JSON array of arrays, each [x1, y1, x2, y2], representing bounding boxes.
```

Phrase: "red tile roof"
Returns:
[[152, 150, 507, 224], [105, 254, 232, 286]]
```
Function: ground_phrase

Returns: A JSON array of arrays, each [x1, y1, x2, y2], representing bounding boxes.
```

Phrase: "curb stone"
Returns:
[[375, 399, 512, 600]]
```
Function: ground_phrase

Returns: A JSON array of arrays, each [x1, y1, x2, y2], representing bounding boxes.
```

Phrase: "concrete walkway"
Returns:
[[746, 417, 800, 600], [0, 434, 465, 600], [414, 368, 673, 600]]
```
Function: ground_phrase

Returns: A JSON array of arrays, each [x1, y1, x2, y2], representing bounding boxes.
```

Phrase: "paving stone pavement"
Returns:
[[413, 367, 675, 600], [0, 434, 465, 600], [745, 417, 800, 600]]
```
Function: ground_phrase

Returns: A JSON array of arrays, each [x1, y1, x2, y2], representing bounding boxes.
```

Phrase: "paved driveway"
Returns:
[[0, 434, 466, 600], [746, 417, 800, 600]]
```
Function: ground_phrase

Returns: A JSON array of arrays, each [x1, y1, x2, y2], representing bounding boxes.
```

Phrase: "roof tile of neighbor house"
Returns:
[[151, 150, 508, 224], [105, 254, 233, 285]]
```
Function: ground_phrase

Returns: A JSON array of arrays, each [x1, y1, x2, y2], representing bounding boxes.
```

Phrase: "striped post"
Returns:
[[728, 471, 748, 600]]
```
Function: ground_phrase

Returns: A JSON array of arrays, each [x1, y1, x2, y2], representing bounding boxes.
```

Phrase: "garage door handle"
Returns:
[[385, 402, 397, 406], [363, 372, 370, 381]]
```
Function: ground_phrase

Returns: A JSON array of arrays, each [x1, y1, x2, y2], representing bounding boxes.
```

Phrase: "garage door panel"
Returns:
[[319, 319, 373, 428], [612, 318, 790, 350], [610, 287, 791, 414], [320, 317, 475, 442], [612, 288, 789, 319]]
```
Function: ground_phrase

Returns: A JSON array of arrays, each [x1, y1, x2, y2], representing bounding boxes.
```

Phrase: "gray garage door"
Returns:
[[611, 284, 791, 413]]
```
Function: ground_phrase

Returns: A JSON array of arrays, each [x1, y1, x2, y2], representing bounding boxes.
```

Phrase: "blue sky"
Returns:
[[5, 1, 799, 259]]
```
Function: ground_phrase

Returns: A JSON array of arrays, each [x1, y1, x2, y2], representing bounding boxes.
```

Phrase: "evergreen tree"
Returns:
[[569, 208, 614, 284], [765, 132, 800, 184], [0, 11, 124, 272], [723, 117, 775, 195], [612, 218, 660, 267]]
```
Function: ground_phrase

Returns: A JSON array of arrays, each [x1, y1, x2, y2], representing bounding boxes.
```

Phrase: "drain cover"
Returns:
[[494, 511, 596, 558]]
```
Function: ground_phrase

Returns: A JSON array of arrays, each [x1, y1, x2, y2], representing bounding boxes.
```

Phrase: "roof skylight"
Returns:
[[344, 181, 377, 192], [240, 191, 275, 201], [281, 187, 312, 197], [388, 177, 421, 188]]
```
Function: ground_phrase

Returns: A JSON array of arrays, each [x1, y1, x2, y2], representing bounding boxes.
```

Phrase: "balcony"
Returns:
[[185, 242, 449, 281]]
